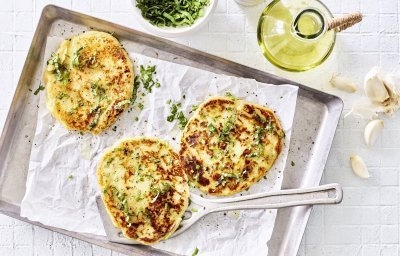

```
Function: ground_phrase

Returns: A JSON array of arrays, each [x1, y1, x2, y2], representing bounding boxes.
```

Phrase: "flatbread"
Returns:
[[97, 137, 189, 245], [44, 31, 134, 134], [180, 97, 284, 196]]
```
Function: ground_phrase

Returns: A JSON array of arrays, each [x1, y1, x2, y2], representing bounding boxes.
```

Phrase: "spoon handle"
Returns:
[[193, 183, 342, 213]]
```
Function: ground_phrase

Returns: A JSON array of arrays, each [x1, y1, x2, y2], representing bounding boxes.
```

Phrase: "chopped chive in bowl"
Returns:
[[136, 0, 211, 28]]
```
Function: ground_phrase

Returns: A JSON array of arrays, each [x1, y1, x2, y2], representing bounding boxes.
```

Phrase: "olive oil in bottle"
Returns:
[[257, 0, 336, 72]]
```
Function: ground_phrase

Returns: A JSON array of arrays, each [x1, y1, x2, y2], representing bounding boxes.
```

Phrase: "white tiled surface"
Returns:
[[0, 0, 399, 255]]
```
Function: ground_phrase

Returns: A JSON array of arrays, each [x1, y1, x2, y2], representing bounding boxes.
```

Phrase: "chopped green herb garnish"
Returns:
[[33, 83, 45, 95], [138, 65, 159, 93], [47, 52, 70, 85], [191, 208, 198, 212], [254, 113, 266, 124], [253, 126, 265, 144], [67, 175, 74, 180], [106, 157, 115, 167], [176, 111, 188, 129], [247, 152, 259, 158], [167, 101, 187, 129], [192, 247, 199, 256], [218, 114, 236, 141], [56, 92, 69, 100], [136, 0, 210, 28], [131, 77, 140, 105], [225, 91, 236, 100], [208, 123, 217, 134], [191, 105, 198, 111], [90, 80, 106, 101], [216, 172, 241, 186], [72, 46, 84, 69], [138, 102, 144, 110], [291, 161, 295, 166], [89, 106, 101, 130]]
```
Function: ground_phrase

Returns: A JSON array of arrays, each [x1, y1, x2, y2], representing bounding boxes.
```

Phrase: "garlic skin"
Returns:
[[380, 74, 400, 115], [350, 155, 370, 179], [330, 73, 358, 93], [345, 99, 378, 120], [364, 119, 384, 147], [364, 66, 390, 103]]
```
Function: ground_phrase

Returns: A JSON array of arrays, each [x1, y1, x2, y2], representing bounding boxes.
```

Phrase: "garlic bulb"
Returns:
[[330, 74, 358, 93], [364, 119, 384, 147], [364, 66, 390, 103], [348, 67, 400, 119], [350, 155, 370, 178]]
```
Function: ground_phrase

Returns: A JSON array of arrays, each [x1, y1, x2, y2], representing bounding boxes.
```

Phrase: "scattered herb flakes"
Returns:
[[33, 83, 45, 95], [134, 116, 139, 122], [218, 114, 236, 141], [72, 46, 84, 69], [225, 91, 236, 100], [254, 113, 267, 124], [139, 65, 159, 93], [138, 102, 144, 110], [131, 76, 140, 105], [253, 126, 265, 144], [129, 65, 161, 115], [191, 208, 198, 212], [167, 101, 188, 129], [88, 106, 101, 130], [291, 161, 295, 167], [90, 80, 106, 101], [112, 126, 117, 132], [47, 52, 70, 85], [192, 247, 199, 256], [106, 157, 115, 167], [176, 111, 188, 129], [136, 0, 210, 28], [67, 175, 74, 180], [56, 92, 69, 100], [191, 105, 198, 111], [208, 123, 217, 134], [247, 152, 259, 158]]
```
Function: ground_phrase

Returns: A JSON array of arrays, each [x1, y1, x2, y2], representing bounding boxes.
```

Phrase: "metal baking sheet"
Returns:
[[0, 5, 343, 256]]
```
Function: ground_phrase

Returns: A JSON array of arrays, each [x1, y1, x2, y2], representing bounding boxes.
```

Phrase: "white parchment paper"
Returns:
[[21, 37, 298, 256]]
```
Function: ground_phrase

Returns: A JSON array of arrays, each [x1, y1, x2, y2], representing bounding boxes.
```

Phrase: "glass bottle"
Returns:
[[258, 0, 360, 72]]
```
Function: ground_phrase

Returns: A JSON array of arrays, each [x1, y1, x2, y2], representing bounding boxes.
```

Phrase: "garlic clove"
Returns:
[[364, 119, 384, 147], [330, 73, 358, 93], [350, 155, 370, 178], [364, 66, 390, 103]]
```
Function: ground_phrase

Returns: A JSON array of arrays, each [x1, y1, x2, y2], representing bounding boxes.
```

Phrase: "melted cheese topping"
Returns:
[[44, 31, 134, 134], [97, 137, 189, 245], [180, 97, 285, 196]]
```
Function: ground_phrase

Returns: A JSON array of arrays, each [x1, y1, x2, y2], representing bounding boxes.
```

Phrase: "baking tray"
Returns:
[[0, 5, 343, 256]]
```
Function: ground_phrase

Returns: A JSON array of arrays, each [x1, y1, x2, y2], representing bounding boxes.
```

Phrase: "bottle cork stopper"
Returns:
[[328, 11, 363, 32]]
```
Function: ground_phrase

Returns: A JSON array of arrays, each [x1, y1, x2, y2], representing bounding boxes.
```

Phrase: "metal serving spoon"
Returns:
[[96, 183, 342, 244]]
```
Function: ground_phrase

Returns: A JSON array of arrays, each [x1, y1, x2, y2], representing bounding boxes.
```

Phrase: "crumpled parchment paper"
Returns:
[[21, 36, 298, 256]]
